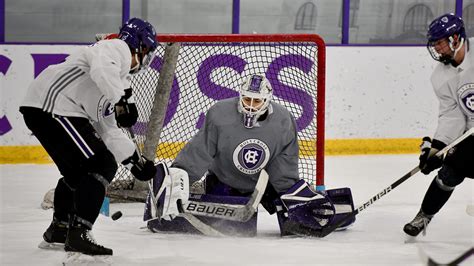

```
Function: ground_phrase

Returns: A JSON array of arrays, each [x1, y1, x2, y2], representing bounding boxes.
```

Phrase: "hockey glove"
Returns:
[[122, 151, 157, 181], [114, 88, 138, 128], [419, 137, 447, 175], [278, 180, 335, 236]]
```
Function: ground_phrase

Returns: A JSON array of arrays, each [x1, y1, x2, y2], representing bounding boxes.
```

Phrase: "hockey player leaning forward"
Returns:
[[20, 18, 159, 255], [403, 13, 474, 237], [144, 74, 356, 236]]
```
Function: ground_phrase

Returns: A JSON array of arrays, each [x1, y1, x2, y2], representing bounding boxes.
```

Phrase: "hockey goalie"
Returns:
[[144, 74, 356, 236]]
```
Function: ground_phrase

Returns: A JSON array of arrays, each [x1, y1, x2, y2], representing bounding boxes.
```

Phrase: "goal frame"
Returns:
[[106, 33, 326, 189], [156, 34, 326, 188]]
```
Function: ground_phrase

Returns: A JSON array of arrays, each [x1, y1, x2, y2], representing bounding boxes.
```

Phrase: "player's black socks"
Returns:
[[421, 177, 454, 215], [74, 174, 107, 225], [53, 178, 76, 222]]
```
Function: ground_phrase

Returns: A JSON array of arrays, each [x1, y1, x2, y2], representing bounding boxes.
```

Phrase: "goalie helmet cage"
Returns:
[[109, 34, 326, 200]]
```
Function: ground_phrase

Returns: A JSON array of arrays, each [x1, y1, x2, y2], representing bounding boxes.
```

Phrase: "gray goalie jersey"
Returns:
[[172, 97, 300, 194], [430, 37, 474, 145]]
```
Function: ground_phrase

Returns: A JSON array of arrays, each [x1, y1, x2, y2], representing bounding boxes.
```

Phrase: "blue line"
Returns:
[[122, 0, 130, 25], [455, 0, 463, 18], [0, 0, 4, 43], [232, 0, 240, 34], [341, 0, 350, 44]]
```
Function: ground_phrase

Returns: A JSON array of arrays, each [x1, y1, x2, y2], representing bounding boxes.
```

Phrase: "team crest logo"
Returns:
[[103, 102, 115, 117], [458, 83, 474, 114], [233, 139, 270, 174], [97, 99, 115, 120], [463, 93, 474, 112]]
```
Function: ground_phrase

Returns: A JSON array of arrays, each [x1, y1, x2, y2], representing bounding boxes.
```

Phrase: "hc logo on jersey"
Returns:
[[97, 100, 115, 120], [103, 102, 115, 117], [458, 83, 474, 115], [462, 93, 474, 112], [242, 147, 263, 169], [233, 139, 270, 175]]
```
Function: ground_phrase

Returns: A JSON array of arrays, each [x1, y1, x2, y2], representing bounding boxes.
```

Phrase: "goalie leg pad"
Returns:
[[146, 163, 190, 221], [145, 175, 258, 236]]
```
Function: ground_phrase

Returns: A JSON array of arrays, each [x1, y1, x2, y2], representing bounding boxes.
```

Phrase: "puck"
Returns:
[[111, 211, 122, 221]]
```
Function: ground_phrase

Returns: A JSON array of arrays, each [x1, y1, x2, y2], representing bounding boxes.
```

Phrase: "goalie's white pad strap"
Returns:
[[280, 180, 325, 210], [334, 204, 352, 213]]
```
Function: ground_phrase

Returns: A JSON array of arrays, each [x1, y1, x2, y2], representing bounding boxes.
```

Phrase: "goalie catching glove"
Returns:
[[278, 180, 335, 235], [121, 151, 156, 181], [276, 180, 355, 237], [419, 137, 447, 175], [114, 88, 138, 128], [145, 162, 189, 221]]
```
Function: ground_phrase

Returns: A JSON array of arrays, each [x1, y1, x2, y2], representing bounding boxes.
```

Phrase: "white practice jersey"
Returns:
[[21, 38, 136, 163], [430, 37, 474, 145], [91, 114, 135, 164], [22, 39, 132, 121]]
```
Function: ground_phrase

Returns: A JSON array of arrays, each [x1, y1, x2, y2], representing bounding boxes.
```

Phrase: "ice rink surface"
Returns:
[[1, 154, 472, 265]]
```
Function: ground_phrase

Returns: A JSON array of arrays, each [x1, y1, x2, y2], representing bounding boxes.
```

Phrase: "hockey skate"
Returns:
[[38, 218, 68, 250], [403, 210, 433, 237], [65, 224, 112, 256]]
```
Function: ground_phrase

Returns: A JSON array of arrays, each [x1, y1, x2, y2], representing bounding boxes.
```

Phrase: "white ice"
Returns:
[[1, 155, 473, 265]]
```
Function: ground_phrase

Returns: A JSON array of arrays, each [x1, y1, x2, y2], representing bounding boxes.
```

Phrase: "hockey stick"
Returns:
[[319, 128, 474, 238], [418, 246, 474, 266], [182, 169, 269, 222], [144, 169, 269, 223]]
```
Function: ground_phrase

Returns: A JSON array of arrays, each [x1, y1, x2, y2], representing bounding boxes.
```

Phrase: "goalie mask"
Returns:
[[119, 17, 159, 74], [238, 74, 273, 128], [427, 13, 466, 66]]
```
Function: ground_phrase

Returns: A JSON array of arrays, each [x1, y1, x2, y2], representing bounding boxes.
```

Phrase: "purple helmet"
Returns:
[[119, 17, 158, 52], [427, 13, 466, 65], [119, 18, 158, 73]]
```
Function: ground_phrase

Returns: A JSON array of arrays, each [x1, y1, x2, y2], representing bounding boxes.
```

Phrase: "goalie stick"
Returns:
[[182, 169, 269, 222], [418, 246, 474, 266], [144, 169, 269, 223], [319, 127, 474, 238]]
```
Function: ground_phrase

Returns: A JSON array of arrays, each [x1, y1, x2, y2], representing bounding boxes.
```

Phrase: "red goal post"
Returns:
[[109, 34, 326, 197]]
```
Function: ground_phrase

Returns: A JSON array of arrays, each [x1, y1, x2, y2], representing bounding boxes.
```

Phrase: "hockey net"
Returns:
[[108, 34, 326, 201]]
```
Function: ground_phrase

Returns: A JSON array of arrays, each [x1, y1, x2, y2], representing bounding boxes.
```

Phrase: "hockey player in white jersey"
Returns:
[[403, 13, 474, 237], [20, 18, 159, 255], [144, 74, 355, 236]]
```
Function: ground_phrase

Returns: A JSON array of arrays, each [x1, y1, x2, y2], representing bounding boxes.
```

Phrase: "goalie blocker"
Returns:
[[144, 163, 355, 237]]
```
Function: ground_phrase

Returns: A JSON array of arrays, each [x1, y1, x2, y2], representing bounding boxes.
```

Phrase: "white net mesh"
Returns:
[[107, 34, 326, 200]]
